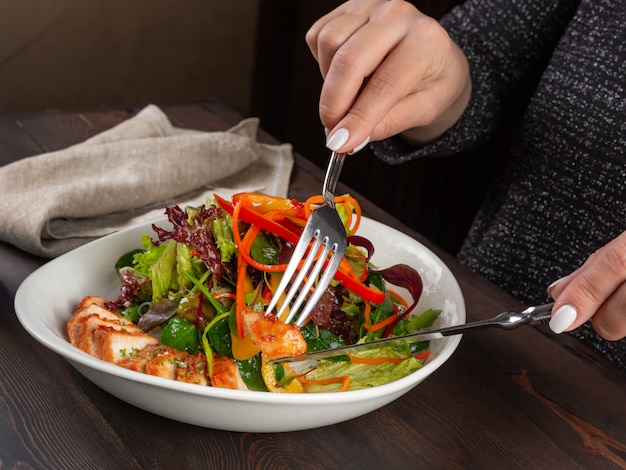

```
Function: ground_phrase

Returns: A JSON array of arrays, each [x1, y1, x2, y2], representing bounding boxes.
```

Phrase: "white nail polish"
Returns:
[[326, 128, 349, 151], [348, 136, 370, 155], [549, 304, 577, 334]]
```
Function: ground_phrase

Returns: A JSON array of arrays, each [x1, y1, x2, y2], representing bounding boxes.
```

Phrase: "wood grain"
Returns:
[[0, 102, 624, 469]]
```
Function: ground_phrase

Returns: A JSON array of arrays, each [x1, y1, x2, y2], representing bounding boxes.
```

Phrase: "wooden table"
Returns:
[[1, 101, 624, 469]]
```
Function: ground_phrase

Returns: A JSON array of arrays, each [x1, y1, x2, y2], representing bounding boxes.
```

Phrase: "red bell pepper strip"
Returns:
[[216, 193, 386, 305], [215, 194, 300, 243]]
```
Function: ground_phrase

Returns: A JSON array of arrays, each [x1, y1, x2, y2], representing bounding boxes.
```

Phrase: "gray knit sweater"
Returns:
[[371, 0, 626, 369]]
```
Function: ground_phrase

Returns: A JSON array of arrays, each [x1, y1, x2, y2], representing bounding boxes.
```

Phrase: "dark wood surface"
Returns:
[[0, 101, 624, 470]]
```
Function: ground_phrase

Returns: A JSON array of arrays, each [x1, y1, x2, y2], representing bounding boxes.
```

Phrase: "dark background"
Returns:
[[1, 0, 513, 256]]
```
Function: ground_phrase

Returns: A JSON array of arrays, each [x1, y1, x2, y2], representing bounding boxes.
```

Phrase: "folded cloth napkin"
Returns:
[[0, 104, 293, 258]]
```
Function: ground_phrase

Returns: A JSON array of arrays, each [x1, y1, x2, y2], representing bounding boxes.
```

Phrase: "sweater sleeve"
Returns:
[[371, 0, 580, 164]]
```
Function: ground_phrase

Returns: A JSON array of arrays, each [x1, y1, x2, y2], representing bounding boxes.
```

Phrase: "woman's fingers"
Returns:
[[548, 230, 626, 340], [593, 283, 626, 340], [306, 6, 371, 78], [307, 0, 471, 153], [317, 19, 410, 134]]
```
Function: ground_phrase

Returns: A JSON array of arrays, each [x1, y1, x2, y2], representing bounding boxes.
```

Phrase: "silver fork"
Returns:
[[267, 303, 556, 363], [265, 151, 347, 326]]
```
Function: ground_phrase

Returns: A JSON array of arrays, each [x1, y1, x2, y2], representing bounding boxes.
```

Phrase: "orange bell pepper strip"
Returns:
[[346, 354, 407, 365], [217, 193, 386, 305], [216, 193, 301, 243]]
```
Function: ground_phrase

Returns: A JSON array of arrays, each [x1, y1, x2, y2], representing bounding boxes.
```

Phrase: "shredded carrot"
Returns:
[[387, 289, 409, 309], [240, 226, 289, 273], [364, 314, 398, 332], [231, 193, 382, 303], [297, 375, 351, 392], [230, 193, 384, 330], [303, 195, 361, 233], [283, 364, 351, 392], [347, 350, 430, 365], [233, 201, 254, 337], [343, 196, 361, 233], [362, 300, 372, 330], [414, 351, 430, 361], [303, 195, 323, 218], [231, 197, 245, 249], [347, 354, 407, 365], [231, 202, 288, 273], [339, 257, 365, 282]]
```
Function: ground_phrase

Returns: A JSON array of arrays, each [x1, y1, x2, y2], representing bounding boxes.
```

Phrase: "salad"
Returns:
[[99, 192, 441, 393]]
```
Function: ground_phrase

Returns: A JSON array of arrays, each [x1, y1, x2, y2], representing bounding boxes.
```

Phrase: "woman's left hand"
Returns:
[[548, 230, 626, 340]]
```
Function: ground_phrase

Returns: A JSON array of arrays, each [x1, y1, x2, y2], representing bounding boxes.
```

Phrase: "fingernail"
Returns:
[[348, 136, 370, 155], [549, 304, 577, 334], [324, 127, 330, 137], [547, 275, 568, 293], [326, 128, 349, 151]]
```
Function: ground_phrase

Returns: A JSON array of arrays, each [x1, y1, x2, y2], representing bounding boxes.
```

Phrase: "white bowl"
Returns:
[[15, 216, 465, 432]]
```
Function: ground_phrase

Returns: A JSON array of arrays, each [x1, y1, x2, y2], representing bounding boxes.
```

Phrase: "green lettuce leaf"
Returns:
[[150, 239, 178, 301], [303, 342, 422, 392], [210, 214, 237, 263]]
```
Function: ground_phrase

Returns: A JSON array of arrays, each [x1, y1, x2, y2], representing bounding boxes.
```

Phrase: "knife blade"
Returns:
[[267, 303, 554, 364]]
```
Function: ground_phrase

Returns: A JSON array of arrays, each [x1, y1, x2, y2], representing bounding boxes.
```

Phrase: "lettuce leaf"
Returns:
[[303, 343, 422, 392], [210, 214, 237, 263]]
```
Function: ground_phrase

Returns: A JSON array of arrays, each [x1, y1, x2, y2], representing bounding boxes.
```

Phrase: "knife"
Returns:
[[267, 302, 554, 364]]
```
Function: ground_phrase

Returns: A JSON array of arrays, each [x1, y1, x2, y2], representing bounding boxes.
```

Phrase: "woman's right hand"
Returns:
[[306, 0, 472, 153]]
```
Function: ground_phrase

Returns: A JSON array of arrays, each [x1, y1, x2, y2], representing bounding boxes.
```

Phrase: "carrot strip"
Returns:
[[303, 195, 323, 218], [231, 198, 245, 250], [239, 226, 289, 273], [387, 289, 409, 309], [347, 350, 430, 365], [414, 351, 431, 361], [231, 193, 385, 306], [340, 377, 351, 392], [362, 300, 372, 330], [343, 196, 361, 233], [297, 375, 351, 392], [347, 354, 407, 365], [339, 257, 364, 282], [364, 314, 398, 332], [233, 205, 261, 337]]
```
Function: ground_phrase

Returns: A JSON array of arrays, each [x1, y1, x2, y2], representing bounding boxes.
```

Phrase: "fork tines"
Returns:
[[265, 206, 346, 327]]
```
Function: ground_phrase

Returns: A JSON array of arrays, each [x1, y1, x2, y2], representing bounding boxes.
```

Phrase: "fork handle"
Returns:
[[434, 302, 556, 336], [323, 152, 347, 207]]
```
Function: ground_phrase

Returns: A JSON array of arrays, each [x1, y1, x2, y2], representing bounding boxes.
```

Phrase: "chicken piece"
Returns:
[[75, 314, 144, 356], [144, 347, 189, 380], [176, 352, 209, 386], [241, 309, 308, 359], [67, 303, 136, 346], [118, 344, 171, 373], [68, 296, 239, 389], [92, 326, 159, 364], [77, 295, 107, 310], [210, 356, 248, 390]]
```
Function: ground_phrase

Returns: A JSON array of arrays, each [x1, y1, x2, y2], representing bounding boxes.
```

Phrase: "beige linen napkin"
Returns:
[[0, 104, 293, 258]]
